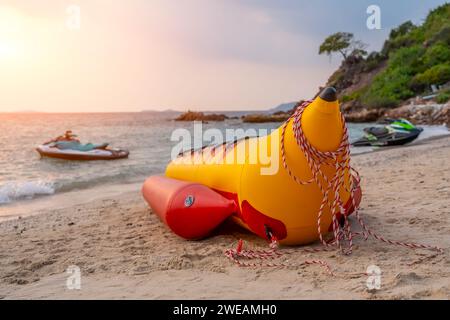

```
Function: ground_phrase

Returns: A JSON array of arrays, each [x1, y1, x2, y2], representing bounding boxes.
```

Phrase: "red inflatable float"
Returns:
[[142, 175, 361, 241]]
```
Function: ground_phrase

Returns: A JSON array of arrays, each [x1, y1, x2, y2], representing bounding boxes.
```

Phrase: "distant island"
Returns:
[[174, 111, 229, 122], [265, 102, 297, 114]]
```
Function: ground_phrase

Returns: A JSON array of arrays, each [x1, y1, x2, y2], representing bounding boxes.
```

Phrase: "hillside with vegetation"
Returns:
[[325, 3, 450, 125]]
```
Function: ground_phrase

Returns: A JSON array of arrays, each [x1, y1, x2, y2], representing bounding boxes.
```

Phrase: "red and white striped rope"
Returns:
[[224, 239, 334, 276], [226, 99, 443, 275]]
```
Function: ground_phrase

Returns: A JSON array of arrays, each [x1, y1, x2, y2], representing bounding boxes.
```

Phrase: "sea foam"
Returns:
[[0, 181, 55, 204]]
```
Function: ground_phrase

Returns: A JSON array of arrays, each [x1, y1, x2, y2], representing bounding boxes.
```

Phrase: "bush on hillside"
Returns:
[[411, 64, 450, 89], [388, 45, 425, 74], [428, 26, 450, 45], [421, 4, 450, 40], [362, 52, 386, 72], [436, 92, 450, 103], [423, 42, 450, 67], [341, 90, 364, 103], [362, 66, 415, 108]]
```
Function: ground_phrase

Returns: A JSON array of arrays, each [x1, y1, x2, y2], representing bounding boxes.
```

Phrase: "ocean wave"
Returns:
[[0, 170, 149, 205], [0, 181, 55, 204]]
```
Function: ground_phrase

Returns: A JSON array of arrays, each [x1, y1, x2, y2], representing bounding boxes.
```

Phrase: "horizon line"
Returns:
[[0, 104, 297, 114], [0, 109, 261, 114]]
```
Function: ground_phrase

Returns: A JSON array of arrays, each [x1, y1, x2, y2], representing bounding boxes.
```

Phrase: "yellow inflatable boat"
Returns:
[[150, 87, 362, 245]]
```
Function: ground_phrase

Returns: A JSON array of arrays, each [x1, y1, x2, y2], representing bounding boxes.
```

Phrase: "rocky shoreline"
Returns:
[[173, 100, 450, 127], [241, 112, 292, 123], [344, 101, 450, 126]]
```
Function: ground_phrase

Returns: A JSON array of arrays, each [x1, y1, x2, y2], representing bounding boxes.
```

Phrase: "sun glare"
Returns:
[[0, 6, 24, 60], [0, 41, 18, 58]]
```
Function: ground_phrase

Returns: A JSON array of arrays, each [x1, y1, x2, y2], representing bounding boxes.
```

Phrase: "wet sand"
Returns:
[[1, 137, 449, 299]]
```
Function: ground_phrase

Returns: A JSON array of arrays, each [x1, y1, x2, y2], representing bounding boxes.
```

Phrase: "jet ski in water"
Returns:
[[352, 119, 423, 147], [36, 131, 129, 161]]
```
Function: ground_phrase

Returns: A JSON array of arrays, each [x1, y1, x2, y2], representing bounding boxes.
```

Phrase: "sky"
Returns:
[[0, 0, 448, 112]]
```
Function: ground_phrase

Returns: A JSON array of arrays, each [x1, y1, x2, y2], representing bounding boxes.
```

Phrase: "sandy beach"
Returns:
[[1, 136, 449, 300]]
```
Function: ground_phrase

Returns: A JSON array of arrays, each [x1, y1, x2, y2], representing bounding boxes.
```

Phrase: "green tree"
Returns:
[[423, 42, 450, 67], [389, 21, 415, 39], [319, 32, 367, 61], [319, 32, 354, 60]]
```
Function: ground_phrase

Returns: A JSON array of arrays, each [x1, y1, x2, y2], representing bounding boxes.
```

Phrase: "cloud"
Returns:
[[136, 0, 323, 67]]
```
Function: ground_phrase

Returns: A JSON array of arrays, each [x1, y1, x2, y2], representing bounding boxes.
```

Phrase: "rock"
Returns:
[[344, 108, 385, 122], [341, 100, 359, 113], [444, 102, 450, 128], [384, 103, 450, 126], [242, 113, 291, 123], [175, 111, 229, 122]]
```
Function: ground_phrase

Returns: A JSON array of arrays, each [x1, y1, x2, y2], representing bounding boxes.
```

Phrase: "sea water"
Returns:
[[0, 112, 448, 205]]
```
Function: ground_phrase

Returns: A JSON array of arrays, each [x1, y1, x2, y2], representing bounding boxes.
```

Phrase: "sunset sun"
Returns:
[[0, 6, 24, 60], [0, 40, 18, 59]]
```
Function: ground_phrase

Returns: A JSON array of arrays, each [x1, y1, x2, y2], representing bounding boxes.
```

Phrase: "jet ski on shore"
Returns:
[[37, 131, 129, 161], [352, 119, 423, 147]]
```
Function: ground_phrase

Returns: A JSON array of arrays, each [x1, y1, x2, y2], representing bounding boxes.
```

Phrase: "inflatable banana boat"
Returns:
[[143, 87, 362, 245]]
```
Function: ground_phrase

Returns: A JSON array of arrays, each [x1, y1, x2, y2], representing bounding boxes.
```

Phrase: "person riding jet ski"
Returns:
[[43, 131, 108, 150], [352, 119, 422, 147], [37, 132, 128, 161], [43, 130, 80, 145]]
